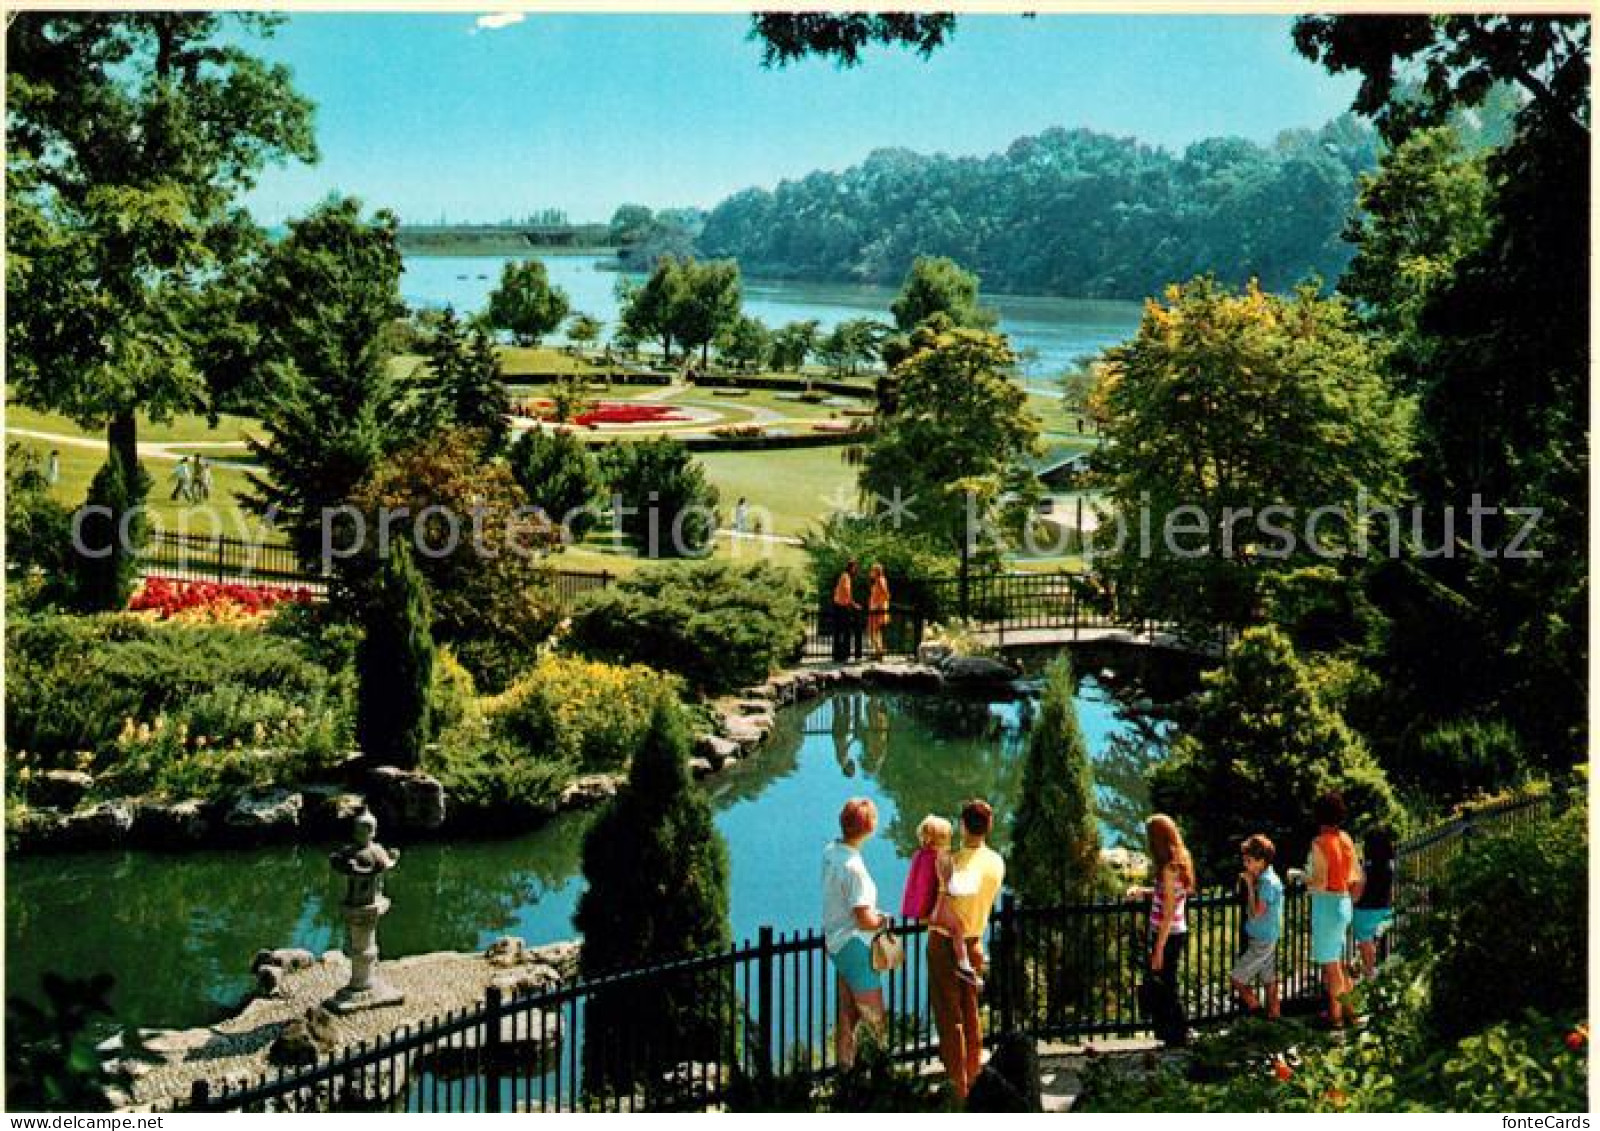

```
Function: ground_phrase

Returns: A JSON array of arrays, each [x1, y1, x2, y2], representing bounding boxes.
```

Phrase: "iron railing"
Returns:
[[137, 532, 614, 607], [184, 790, 1557, 1112], [800, 570, 1157, 661]]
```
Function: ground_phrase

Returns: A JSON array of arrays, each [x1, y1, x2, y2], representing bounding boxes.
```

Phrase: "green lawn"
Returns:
[[697, 447, 857, 538], [8, 434, 272, 537], [5, 398, 260, 445]]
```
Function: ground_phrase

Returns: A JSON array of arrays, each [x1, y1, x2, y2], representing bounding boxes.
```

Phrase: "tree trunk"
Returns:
[[108, 411, 139, 479]]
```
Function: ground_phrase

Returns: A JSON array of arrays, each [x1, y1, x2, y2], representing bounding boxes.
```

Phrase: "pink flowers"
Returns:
[[130, 578, 313, 621]]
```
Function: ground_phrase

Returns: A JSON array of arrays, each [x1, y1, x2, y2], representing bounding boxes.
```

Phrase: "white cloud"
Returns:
[[472, 12, 526, 33]]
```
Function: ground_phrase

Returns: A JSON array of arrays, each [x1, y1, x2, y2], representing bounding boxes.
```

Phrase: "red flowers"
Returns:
[[130, 577, 313, 621], [1272, 1057, 1293, 1082], [566, 403, 687, 426], [1566, 1025, 1588, 1051]]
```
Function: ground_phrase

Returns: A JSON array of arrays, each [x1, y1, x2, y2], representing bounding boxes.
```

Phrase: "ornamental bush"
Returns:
[[566, 560, 806, 693], [484, 654, 679, 773], [5, 612, 351, 801], [1149, 625, 1401, 876], [1421, 801, 1587, 1041], [598, 438, 719, 558]]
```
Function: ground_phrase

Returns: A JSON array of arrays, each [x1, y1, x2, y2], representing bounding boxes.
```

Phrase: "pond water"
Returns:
[[5, 680, 1167, 1035], [401, 254, 1144, 393]]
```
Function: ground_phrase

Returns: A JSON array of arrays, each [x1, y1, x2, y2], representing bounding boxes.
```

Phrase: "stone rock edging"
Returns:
[[100, 935, 582, 1112], [11, 659, 996, 854]]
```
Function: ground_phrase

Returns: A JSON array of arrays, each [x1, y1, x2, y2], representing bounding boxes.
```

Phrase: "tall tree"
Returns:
[[890, 255, 996, 333], [243, 197, 419, 569], [485, 259, 571, 347], [715, 313, 772, 372], [617, 261, 683, 361], [414, 307, 510, 454], [770, 319, 821, 373], [6, 13, 316, 478], [860, 323, 1040, 578], [1296, 15, 1589, 759], [750, 13, 956, 68], [1092, 278, 1415, 635], [673, 259, 744, 368], [576, 701, 731, 1093]]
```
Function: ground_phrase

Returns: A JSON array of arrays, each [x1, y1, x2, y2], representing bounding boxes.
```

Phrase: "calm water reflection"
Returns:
[[6, 682, 1165, 1032]]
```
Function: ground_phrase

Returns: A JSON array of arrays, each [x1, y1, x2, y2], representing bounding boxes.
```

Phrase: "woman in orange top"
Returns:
[[1306, 791, 1364, 1028], [866, 563, 891, 660]]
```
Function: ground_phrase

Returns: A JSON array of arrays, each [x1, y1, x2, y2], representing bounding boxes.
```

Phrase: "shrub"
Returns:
[[507, 428, 606, 540], [5, 612, 351, 802], [1150, 625, 1401, 875], [566, 561, 806, 693], [483, 654, 679, 773], [1421, 802, 1586, 1041], [348, 428, 562, 692], [4, 443, 72, 587], [426, 722, 572, 818], [598, 438, 719, 558], [1408, 717, 1530, 802]]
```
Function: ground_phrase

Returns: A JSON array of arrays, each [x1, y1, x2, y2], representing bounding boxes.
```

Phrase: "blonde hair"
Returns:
[[917, 814, 953, 850]]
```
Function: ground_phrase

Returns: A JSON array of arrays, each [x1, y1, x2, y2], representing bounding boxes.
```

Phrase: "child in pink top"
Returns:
[[901, 815, 982, 987]]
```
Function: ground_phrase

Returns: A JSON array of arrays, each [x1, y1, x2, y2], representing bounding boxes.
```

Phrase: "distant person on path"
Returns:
[[928, 798, 1006, 1099], [831, 559, 863, 662], [170, 455, 193, 502], [866, 562, 891, 660], [1307, 791, 1363, 1028], [822, 797, 889, 1068], [733, 496, 748, 535], [45, 449, 60, 488], [900, 814, 982, 988], [1129, 814, 1195, 1046], [1230, 834, 1283, 1020], [1351, 825, 1396, 981], [196, 456, 213, 501]]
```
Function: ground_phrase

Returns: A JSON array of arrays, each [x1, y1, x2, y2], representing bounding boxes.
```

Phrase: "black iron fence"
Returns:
[[185, 790, 1555, 1112], [139, 531, 324, 589]]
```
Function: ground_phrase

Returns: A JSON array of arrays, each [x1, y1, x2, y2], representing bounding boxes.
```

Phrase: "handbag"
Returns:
[[870, 926, 905, 972]]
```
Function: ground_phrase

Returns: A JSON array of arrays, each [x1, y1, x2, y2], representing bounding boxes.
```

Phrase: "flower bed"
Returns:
[[572, 403, 689, 427], [130, 578, 314, 622]]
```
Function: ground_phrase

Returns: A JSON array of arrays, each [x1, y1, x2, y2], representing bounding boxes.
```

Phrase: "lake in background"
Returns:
[[6, 681, 1167, 1034], [401, 254, 1144, 393]]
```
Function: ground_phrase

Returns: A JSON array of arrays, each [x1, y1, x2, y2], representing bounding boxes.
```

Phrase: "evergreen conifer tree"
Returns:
[[70, 454, 149, 612], [355, 539, 435, 769], [1012, 656, 1102, 907], [576, 700, 732, 1096]]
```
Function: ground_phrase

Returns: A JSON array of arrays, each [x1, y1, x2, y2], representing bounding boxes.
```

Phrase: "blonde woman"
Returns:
[[866, 563, 891, 660]]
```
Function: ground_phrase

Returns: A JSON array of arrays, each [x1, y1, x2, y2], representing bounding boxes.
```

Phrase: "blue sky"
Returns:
[[242, 13, 1364, 225]]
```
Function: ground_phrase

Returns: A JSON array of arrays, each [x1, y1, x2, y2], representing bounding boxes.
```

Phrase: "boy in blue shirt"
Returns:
[[1230, 834, 1283, 1019]]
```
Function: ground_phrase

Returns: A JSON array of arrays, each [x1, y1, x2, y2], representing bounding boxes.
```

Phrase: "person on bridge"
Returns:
[[866, 562, 891, 660], [831, 560, 863, 662]]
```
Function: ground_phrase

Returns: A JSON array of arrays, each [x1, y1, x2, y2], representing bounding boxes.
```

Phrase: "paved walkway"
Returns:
[[6, 426, 252, 463]]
